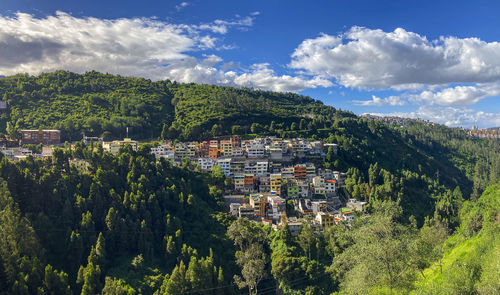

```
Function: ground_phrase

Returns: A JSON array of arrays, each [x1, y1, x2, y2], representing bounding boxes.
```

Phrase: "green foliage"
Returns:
[[227, 218, 269, 295], [0, 71, 499, 294], [412, 180, 500, 294], [332, 200, 419, 294], [0, 146, 231, 294]]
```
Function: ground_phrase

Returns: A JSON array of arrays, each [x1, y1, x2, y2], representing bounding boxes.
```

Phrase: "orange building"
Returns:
[[294, 165, 307, 179]]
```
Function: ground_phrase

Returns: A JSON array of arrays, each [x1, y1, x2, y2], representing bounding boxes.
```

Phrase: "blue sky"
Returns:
[[1, 0, 499, 128]]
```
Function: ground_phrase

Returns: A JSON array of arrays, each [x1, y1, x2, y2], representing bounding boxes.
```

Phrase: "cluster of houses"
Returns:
[[467, 126, 500, 140], [225, 193, 366, 234], [149, 136, 342, 198], [361, 114, 437, 128], [1, 130, 370, 231], [148, 135, 368, 231]]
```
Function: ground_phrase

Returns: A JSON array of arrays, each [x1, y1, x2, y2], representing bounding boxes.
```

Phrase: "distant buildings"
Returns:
[[20, 129, 60, 145], [467, 127, 500, 140], [102, 138, 138, 153]]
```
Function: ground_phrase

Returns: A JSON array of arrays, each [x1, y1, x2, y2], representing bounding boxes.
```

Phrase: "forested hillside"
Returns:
[[0, 71, 345, 141], [1, 71, 499, 220], [0, 146, 497, 294], [0, 71, 499, 294]]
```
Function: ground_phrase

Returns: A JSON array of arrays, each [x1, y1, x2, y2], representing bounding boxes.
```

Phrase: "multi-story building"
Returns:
[[269, 148, 283, 161], [324, 143, 338, 155], [256, 161, 269, 175], [271, 139, 287, 153], [281, 167, 295, 179], [286, 179, 299, 198], [312, 176, 326, 196], [199, 141, 210, 157], [318, 168, 334, 180], [244, 161, 258, 175], [220, 139, 233, 156], [269, 161, 282, 173], [103, 138, 138, 153], [258, 174, 270, 192], [151, 146, 167, 156], [334, 171, 346, 187], [232, 147, 244, 157], [230, 203, 241, 217], [230, 158, 245, 175], [175, 143, 195, 158], [315, 212, 335, 228], [270, 173, 283, 196], [198, 157, 214, 171], [244, 174, 258, 192], [297, 180, 309, 198], [325, 179, 337, 195], [250, 194, 266, 217], [247, 143, 265, 158], [239, 203, 254, 218], [20, 129, 61, 145], [306, 164, 316, 178], [233, 175, 245, 191], [294, 165, 307, 179], [267, 195, 286, 221], [309, 141, 323, 154], [346, 199, 367, 212], [208, 140, 219, 159], [216, 158, 232, 176]]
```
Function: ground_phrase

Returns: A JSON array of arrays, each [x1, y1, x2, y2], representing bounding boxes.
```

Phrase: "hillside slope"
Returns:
[[412, 180, 500, 294], [1, 71, 499, 221]]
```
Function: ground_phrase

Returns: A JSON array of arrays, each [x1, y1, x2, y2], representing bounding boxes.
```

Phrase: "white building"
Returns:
[[312, 176, 326, 195], [247, 143, 265, 158], [267, 195, 285, 221], [230, 203, 241, 217], [281, 167, 295, 179], [103, 139, 138, 153], [346, 199, 367, 212], [216, 158, 232, 177], [325, 179, 337, 195], [198, 157, 214, 171]]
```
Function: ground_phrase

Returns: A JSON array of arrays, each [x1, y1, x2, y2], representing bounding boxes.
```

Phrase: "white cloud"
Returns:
[[0, 12, 195, 78], [353, 95, 406, 106], [176, 2, 190, 11], [232, 63, 332, 92], [0, 12, 330, 92], [371, 106, 500, 128], [195, 15, 256, 34], [409, 83, 500, 106], [290, 27, 500, 90]]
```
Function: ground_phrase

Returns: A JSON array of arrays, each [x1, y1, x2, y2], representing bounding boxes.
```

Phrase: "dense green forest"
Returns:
[[0, 71, 499, 294], [0, 146, 498, 294]]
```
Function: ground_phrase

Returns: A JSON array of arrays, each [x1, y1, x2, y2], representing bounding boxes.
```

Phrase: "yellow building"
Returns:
[[220, 140, 233, 156], [315, 212, 335, 228], [270, 173, 282, 196]]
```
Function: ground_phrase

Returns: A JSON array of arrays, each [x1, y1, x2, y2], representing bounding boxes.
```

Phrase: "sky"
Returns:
[[1, 0, 500, 128]]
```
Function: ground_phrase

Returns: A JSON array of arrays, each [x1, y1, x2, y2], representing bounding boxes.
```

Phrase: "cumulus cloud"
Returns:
[[290, 27, 500, 90], [0, 12, 329, 92], [162, 59, 332, 91], [353, 95, 406, 106], [231, 63, 332, 92], [409, 83, 500, 106]]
